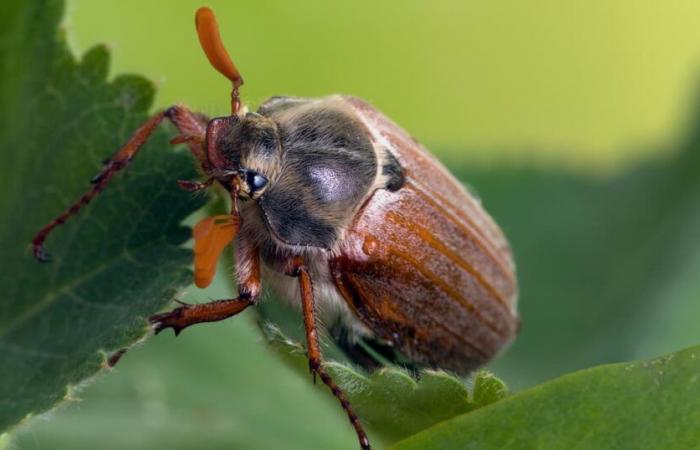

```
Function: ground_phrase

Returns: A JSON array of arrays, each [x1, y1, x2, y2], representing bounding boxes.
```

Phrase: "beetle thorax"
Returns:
[[205, 98, 382, 252]]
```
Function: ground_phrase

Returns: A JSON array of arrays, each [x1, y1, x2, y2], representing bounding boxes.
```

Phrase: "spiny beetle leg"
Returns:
[[151, 234, 262, 334], [291, 259, 371, 450], [31, 105, 209, 262], [149, 297, 253, 336], [170, 134, 203, 146], [177, 178, 213, 192]]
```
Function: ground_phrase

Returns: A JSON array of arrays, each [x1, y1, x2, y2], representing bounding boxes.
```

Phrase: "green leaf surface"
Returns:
[[10, 280, 366, 450], [391, 344, 700, 450], [0, 0, 204, 432], [261, 323, 508, 444]]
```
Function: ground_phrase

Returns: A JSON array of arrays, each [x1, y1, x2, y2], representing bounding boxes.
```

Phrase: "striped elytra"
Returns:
[[329, 97, 519, 374]]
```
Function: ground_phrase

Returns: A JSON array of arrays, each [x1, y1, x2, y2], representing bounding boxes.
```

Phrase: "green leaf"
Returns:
[[472, 371, 508, 406], [0, 0, 204, 432], [390, 344, 700, 449], [260, 323, 508, 444], [10, 287, 368, 450]]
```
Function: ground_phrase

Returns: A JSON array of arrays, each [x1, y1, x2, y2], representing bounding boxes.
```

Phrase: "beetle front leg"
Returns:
[[149, 236, 261, 335], [149, 296, 253, 335], [289, 257, 371, 450], [32, 105, 209, 262]]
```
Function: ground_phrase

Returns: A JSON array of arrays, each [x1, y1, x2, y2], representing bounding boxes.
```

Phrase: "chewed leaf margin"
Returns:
[[0, 0, 205, 433]]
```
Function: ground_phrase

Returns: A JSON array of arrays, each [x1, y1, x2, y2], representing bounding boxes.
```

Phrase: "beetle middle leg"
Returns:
[[289, 257, 371, 450], [32, 105, 208, 261]]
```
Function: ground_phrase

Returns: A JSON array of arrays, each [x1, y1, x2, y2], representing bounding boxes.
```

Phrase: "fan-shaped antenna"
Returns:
[[195, 7, 244, 114]]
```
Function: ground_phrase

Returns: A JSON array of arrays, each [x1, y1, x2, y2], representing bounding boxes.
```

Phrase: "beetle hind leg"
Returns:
[[290, 258, 371, 450]]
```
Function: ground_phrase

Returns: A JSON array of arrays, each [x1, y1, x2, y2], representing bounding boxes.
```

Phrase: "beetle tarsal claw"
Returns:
[[192, 215, 239, 288], [149, 306, 190, 336], [33, 244, 51, 263]]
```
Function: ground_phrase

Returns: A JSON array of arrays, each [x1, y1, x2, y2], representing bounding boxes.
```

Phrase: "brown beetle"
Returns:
[[32, 7, 518, 450]]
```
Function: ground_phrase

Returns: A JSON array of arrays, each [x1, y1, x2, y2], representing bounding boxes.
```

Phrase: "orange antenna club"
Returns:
[[195, 7, 244, 114]]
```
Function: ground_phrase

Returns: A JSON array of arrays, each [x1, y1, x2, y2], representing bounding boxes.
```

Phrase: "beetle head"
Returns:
[[204, 112, 281, 200], [195, 7, 280, 201]]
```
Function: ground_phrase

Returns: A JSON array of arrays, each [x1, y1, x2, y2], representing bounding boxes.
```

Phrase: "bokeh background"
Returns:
[[63, 0, 700, 168], [11, 1, 700, 449]]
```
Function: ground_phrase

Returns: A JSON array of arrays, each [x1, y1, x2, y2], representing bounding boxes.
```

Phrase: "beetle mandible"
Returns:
[[32, 7, 519, 450]]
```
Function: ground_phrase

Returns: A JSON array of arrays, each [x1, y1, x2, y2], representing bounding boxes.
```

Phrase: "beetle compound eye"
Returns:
[[246, 171, 268, 192]]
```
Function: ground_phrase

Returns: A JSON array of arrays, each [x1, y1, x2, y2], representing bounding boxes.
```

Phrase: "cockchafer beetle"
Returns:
[[32, 7, 519, 450]]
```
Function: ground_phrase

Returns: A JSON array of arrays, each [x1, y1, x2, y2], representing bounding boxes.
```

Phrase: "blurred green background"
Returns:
[[64, 0, 700, 168], [10, 1, 700, 449]]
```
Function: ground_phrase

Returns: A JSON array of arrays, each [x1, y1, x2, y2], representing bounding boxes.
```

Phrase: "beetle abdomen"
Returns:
[[329, 97, 518, 374]]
